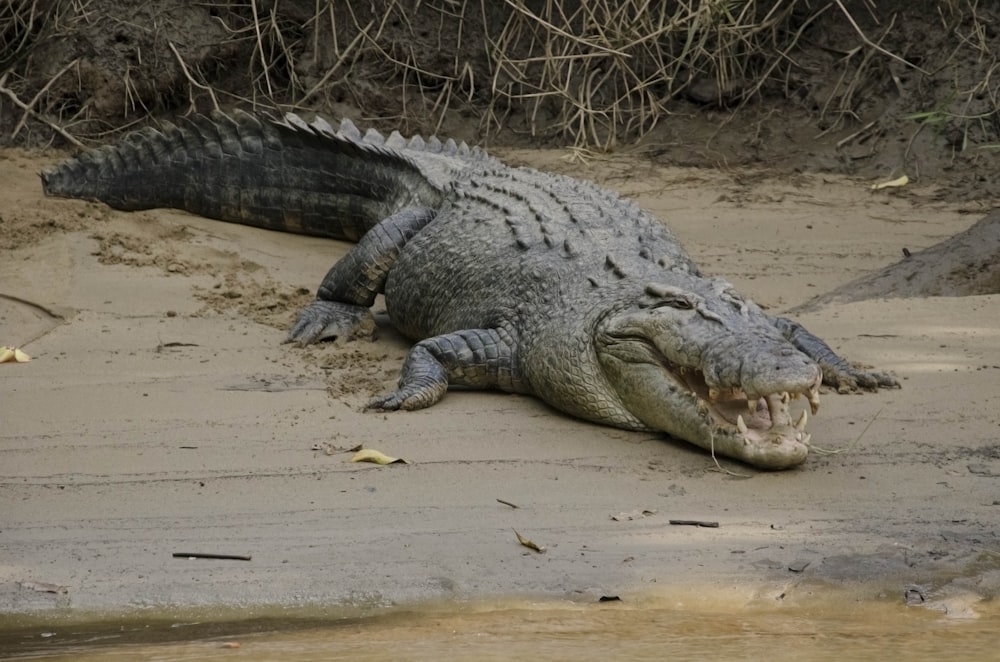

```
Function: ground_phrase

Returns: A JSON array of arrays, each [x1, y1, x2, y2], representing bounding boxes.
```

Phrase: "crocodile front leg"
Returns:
[[368, 328, 525, 410], [771, 316, 900, 392], [286, 206, 437, 344]]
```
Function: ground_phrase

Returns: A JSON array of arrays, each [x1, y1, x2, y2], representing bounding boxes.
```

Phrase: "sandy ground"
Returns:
[[1, 147, 999, 619]]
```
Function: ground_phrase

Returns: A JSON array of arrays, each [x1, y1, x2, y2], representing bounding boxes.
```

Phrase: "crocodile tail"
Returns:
[[40, 110, 443, 241]]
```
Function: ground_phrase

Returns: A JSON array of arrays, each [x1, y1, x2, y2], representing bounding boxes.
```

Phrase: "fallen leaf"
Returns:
[[0, 346, 30, 363], [611, 509, 657, 521], [788, 559, 811, 573], [351, 448, 408, 465], [871, 174, 909, 190], [20, 581, 68, 594], [513, 529, 545, 553]]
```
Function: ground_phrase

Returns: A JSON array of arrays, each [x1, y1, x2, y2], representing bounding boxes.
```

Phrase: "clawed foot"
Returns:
[[367, 390, 412, 411], [365, 344, 449, 411], [285, 300, 376, 345], [822, 364, 900, 393], [366, 382, 447, 411]]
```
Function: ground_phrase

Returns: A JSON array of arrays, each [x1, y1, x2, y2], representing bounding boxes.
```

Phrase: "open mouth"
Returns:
[[674, 365, 820, 447]]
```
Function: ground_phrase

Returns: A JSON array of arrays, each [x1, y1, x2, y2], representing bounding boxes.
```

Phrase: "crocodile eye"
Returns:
[[654, 296, 694, 310]]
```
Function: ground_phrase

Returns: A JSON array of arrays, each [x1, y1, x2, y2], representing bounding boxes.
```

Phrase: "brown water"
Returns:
[[3, 592, 999, 662]]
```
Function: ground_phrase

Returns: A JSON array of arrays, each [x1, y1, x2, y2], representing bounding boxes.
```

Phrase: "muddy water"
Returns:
[[3, 594, 998, 661]]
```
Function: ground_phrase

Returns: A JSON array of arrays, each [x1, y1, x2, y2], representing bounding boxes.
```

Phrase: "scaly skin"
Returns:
[[41, 110, 898, 469]]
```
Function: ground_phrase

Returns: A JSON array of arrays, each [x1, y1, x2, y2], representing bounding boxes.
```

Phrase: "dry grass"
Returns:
[[0, 0, 997, 154], [486, 0, 811, 148]]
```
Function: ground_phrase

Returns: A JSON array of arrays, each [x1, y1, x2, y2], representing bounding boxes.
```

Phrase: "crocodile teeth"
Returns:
[[736, 415, 748, 435], [781, 391, 790, 405], [795, 409, 808, 431], [808, 387, 820, 415], [747, 397, 759, 413]]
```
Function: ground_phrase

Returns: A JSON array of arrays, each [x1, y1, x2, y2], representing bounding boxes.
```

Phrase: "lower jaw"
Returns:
[[698, 427, 810, 470]]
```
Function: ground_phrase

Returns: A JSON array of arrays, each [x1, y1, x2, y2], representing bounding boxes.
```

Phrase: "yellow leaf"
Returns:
[[871, 174, 909, 190], [350, 448, 408, 465], [0, 346, 29, 363], [513, 529, 545, 553]]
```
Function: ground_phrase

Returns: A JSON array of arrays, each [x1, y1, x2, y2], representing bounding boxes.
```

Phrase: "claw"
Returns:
[[808, 387, 820, 415], [795, 409, 808, 431], [286, 300, 376, 346]]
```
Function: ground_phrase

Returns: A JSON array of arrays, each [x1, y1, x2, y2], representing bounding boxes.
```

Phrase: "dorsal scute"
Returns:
[[362, 128, 384, 146], [385, 130, 407, 149], [282, 112, 310, 131], [277, 111, 493, 168], [309, 116, 337, 137], [337, 118, 361, 141]]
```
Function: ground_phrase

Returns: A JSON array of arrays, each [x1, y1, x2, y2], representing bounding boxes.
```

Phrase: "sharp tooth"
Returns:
[[736, 415, 748, 435], [808, 388, 820, 415], [781, 391, 790, 405], [795, 409, 808, 431], [747, 397, 759, 413]]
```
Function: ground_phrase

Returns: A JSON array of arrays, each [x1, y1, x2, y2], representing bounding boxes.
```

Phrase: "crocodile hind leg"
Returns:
[[286, 207, 437, 344], [771, 316, 900, 392], [368, 328, 526, 410]]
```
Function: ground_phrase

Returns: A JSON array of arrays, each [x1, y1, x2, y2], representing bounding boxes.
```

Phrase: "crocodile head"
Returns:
[[595, 280, 821, 469]]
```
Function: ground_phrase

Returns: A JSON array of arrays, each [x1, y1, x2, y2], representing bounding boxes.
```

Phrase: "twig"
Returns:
[[249, 0, 274, 98], [4, 59, 81, 141], [708, 428, 751, 478], [172, 552, 252, 561], [298, 22, 370, 105], [812, 407, 885, 457], [501, 0, 630, 57], [0, 69, 84, 147], [496, 498, 519, 508], [832, 0, 929, 75], [167, 41, 219, 113], [836, 120, 877, 148], [669, 520, 720, 528]]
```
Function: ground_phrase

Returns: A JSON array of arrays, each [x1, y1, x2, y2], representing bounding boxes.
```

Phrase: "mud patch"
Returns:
[[193, 275, 311, 331], [796, 208, 1000, 311]]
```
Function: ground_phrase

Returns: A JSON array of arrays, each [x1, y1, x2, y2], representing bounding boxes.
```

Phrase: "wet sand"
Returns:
[[1, 148, 998, 619]]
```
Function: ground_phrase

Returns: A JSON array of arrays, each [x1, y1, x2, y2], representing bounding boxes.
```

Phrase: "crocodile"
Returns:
[[40, 110, 898, 469]]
